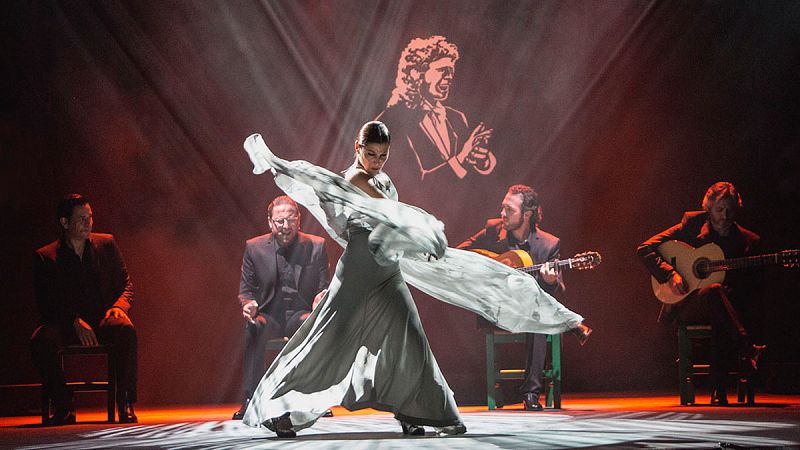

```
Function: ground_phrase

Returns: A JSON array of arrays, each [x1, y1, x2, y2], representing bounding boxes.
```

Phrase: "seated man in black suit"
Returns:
[[233, 196, 329, 420], [637, 182, 765, 405], [31, 194, 138, 424]]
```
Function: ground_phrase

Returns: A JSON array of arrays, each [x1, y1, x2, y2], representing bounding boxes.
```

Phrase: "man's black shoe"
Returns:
[[232, 399, 250, 420], [46, 408, 76, 426], [710, 388, 729, 406], [523, 393, 544, 411], [118, 401, 138, 423]]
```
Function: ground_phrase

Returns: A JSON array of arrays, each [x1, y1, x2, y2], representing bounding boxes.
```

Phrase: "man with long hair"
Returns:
[[459, 184, 590, 411], [638, 182, 765, 405]]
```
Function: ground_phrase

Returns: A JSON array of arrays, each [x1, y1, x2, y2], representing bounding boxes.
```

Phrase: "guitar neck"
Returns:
[[706, 252, 783, 273], [519, 259, 579, 274]]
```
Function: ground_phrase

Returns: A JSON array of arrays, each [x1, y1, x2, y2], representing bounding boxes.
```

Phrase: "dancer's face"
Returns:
[[422, 57, 455, 102], [269, 203, 300, 247], [356, 142, 390, 176]]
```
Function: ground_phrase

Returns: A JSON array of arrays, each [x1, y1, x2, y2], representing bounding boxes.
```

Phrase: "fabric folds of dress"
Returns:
[[240, 133, 584, 433], [243, 133, 583, 335]]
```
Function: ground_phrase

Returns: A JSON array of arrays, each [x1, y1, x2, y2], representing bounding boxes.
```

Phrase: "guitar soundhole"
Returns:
[[694, 258, 711, 279]]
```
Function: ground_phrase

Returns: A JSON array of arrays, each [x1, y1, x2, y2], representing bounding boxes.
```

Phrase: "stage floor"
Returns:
[[2, 392, 800, 449]]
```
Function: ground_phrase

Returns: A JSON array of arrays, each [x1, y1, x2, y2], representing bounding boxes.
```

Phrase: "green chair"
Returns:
[[678, 324, 752, 405], [486, 329, 561, 410]]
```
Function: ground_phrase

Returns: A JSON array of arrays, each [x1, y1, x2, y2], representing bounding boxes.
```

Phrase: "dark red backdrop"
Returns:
[[3, 1, 799, 407]]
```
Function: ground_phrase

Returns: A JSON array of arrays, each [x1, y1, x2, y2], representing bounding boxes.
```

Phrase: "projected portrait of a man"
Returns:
[[377, 35, 496, 181]]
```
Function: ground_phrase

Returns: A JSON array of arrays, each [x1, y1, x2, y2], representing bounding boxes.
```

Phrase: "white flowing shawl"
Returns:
[[244, 134, 582, 333]]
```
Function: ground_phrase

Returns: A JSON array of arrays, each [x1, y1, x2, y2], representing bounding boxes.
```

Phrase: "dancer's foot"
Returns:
[[268, 412, 296, 438], [435, 422, 467, 436], [400, 420, 425, 436]]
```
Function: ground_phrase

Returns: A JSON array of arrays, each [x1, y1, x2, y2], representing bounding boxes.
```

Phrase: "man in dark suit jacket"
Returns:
[[233, 196, 329, 419], [637, 182, 764, 405], [31, 194, 138, 424], [458, 185, 590, 411]]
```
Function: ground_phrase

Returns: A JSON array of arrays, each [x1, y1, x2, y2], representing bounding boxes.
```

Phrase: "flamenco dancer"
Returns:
[[241, 121, 589, 437]]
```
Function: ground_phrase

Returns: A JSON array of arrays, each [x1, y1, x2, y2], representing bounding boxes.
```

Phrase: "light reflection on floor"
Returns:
[[4, 394, 800, 449]]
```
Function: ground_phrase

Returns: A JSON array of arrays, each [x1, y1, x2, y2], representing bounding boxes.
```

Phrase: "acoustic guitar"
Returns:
[[472, 249, 602, 274], [651, 240, 799, 304]]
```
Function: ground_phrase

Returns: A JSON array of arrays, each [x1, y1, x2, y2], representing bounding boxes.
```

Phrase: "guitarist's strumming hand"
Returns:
[[668, 271, 689, 296]]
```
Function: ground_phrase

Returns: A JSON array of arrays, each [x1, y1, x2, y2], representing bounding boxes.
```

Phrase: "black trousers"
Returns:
[[677, 283, 749, 387], [519, 333, 548, 397], [242, 310, 309, 401], [30, 315, 138, 409]]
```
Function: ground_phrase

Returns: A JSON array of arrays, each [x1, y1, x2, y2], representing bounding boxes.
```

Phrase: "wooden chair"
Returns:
[[678, 324, 752, 405], [41, 345, 117, 424], [486, 330, 561, 410]]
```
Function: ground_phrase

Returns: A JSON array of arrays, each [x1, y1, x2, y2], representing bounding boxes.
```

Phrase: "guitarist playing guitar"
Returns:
[[458, 184, 593, 412], [637, 182, 766, 406]]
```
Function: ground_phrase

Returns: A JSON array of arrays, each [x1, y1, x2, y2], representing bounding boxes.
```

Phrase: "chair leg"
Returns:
[[737, 377, 745, 403], [486, 333, 496, 411], [737, 376, 755, 405], [678, 326, 694, 406], [550, 334, 562, 409], [107, 350, 117, 423], [41, 393, 50, 424]]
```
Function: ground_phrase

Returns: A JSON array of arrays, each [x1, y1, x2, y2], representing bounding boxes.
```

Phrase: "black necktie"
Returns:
[[518, 241, 531, 252]]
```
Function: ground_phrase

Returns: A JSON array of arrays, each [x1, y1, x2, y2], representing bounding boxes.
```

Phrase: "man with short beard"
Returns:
[[233, 196, 329, 420]]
